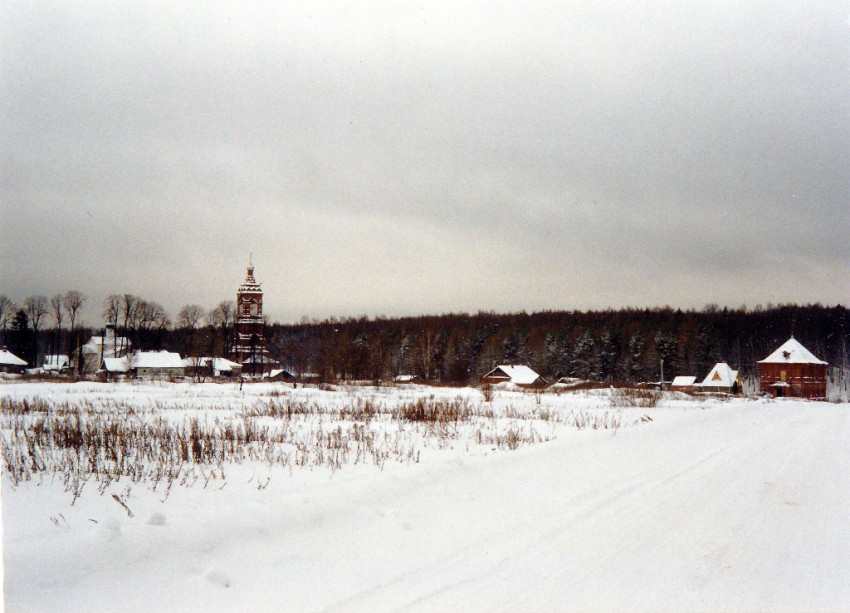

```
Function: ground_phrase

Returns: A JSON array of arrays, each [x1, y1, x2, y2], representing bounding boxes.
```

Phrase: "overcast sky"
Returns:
[[2, 1, 848, 325]]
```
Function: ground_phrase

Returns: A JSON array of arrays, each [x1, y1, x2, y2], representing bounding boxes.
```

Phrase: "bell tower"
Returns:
[[232, 257, 272, 375]]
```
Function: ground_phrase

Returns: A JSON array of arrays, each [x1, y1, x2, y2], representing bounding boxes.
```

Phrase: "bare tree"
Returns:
[[178, 304, 205, 356], [62, 290, 86, 336], [208, 300, 235, 357], [24, 295, 48, 364], [103, 294, 121, 329], [120, 294, 139, 353], [0, 295, 18, 346], [50, 294, 64, 357], [24, 295, 48, 333], [136, 300, 170, 348]]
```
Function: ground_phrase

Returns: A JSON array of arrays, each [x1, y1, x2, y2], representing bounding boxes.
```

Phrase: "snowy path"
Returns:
[[4, 399, 850, 612]]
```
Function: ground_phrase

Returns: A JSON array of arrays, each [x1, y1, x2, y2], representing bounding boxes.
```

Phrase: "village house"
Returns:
[[101, 356, 131, 381], [42, 354, 70, 374], [129, 351, 185, 378], [758, 337, 828, 399], [481, 365, 549, 388], [182, 357, 243, 379], [0, 348, 27, 374], [695, 363, 742, 395], [82, 324, 131, 373]]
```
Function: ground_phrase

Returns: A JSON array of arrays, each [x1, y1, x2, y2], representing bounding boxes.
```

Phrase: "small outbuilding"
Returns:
[[394, 374, 423, 384], [671, 376, 697, 393], [264, 368, 296, 382], [481, 365, 549, 388], [0, 348, 27, 373], [696, 363, 742, 395], [758, 337, 827, 399]]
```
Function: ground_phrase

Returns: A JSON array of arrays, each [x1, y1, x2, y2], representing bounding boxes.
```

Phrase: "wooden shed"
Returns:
[[758, 338, 827, 399]]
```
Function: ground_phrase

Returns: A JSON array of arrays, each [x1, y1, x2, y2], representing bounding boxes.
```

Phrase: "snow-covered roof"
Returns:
[[484, 365, 543, 385], [698, 363, 739, 388], [103, 357, 130, 373], [242, 355, 277, 364], [182, 357, 242, 370], [758, 338, 827, 365], [43, 355, 70, 370], [671, 376, 697, 386], [0, 349, 27, 366], [263, 369, 295, 379], [131, 351, 184, 369]]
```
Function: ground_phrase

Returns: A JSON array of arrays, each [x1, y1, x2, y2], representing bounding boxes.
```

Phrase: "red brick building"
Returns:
[[231, 262, 277, 376], [758, 338, 828, 399]]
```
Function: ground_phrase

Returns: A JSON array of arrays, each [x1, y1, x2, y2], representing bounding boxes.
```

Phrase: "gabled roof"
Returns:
[[671, 376, 697, 386], [43, 355, 70, 370], [483, 365, 544, 385], [698, 363, 739, 388], [131, 351, 184, 369], [758, 338, 827, 365], [0, 349, 27, 366], [182, 357, 242, 371], [103, 357, 130, 373], [263, 369, 296, 380]]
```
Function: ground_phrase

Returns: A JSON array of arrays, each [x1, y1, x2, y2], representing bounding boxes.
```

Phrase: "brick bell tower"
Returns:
[[232, 257, 271, 375]]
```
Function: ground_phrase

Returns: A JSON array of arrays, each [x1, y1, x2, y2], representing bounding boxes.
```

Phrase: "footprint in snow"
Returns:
[[147, 512, 166, 526]]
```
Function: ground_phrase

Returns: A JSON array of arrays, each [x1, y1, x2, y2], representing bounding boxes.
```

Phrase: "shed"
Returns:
[[671, 375, 697, 393], [394, 374, 423, 384], [481, 365, 549, 388], [758, 338, 827, 399], [264, 368, 296, 382]]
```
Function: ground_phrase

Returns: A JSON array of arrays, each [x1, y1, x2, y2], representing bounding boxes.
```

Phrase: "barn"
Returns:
[[758, 338, 827, 399]]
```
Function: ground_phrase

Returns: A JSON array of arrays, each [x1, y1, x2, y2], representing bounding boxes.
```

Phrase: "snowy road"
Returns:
[[4, 398, 850, 612]]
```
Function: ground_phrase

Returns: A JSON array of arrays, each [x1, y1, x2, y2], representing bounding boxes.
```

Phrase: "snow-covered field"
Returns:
[[2, 381, 849, 612]]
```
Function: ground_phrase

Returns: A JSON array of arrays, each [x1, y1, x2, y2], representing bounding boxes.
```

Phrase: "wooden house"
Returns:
[[481, 365, 549, 389], [130, 351, 185, 378], [0, 348, 27, 373], [43, 354, 70, 373], [695, 363, 742, 395], [758, 338, 827, 399]]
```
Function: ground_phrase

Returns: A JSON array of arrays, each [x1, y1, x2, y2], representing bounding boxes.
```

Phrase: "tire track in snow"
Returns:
[[329, 403, 850, 612]]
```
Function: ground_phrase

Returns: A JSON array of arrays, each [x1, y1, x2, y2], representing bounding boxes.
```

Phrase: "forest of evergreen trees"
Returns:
[[266, 304, 849, 385], [2, 295, 847, 387]]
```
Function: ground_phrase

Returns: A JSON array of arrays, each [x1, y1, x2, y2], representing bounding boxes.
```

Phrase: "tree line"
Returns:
[[267, 304, 849, 385], [1, 292, 847, 385]]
